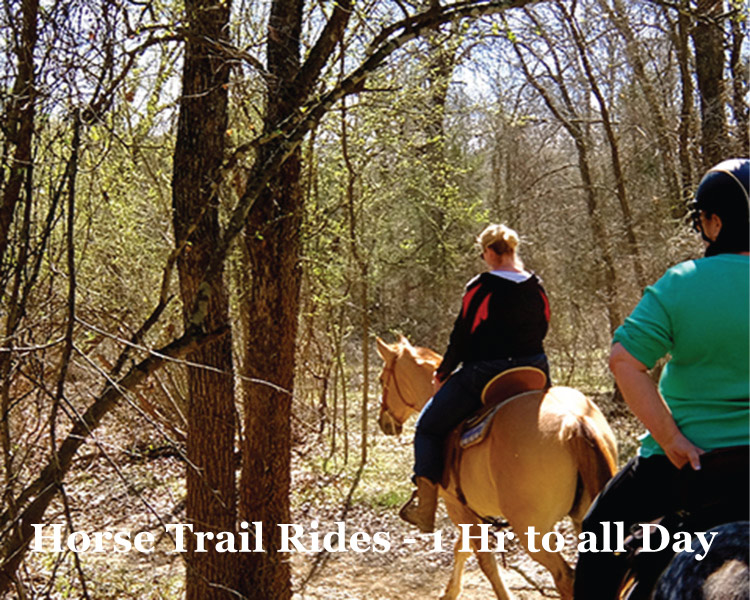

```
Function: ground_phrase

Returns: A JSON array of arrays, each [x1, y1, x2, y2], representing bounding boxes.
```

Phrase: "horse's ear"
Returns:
[[376, 337, 397, 361], [398, 333, 412, 348]]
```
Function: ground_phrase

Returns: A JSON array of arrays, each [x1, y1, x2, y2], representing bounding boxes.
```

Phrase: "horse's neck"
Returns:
[[409, 361, 439, 411], [396, 344, 442, 413]]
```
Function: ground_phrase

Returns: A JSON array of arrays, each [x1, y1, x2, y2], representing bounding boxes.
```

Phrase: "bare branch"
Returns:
[[0, 325, 228, 595]]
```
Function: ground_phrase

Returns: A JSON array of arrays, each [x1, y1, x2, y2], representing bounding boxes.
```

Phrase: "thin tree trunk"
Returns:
[[672, 0, 697, 205], [512, 12, 621, 332], [420, 1, 459, 278], [692, 0, 729, 168], [563, 3, 646, 291], [604, 0, 683, 215], [729, 14, 749, 156], [341, 92, 370, 478], [0, 0, 39, 279], [171, 1, 237, 598]]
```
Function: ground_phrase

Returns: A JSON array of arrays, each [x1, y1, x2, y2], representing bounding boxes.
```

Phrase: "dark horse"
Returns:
[[654, 521, 748, 600]]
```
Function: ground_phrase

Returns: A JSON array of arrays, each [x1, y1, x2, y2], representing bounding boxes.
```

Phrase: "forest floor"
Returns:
[[19, 390, 637, 599], [289, 390, 638, 600], [290, 503, 572, 600], [23, 454, 566, 600]]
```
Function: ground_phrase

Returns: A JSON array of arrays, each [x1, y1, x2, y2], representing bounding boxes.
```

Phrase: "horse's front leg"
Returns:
[[443, 501, 514, 600]]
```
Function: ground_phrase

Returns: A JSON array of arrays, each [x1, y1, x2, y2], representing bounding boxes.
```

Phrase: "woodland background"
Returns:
[[0, 0, 747, 598]]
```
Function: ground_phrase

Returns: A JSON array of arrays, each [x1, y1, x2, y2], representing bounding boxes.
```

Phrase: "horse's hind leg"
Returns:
[[526, 546, 573, 600], [443, 502, 514, 600], [513, 519, 573, 600]]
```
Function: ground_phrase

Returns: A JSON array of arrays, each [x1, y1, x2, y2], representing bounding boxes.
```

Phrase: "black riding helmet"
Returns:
[[689, 158, 750, 257]]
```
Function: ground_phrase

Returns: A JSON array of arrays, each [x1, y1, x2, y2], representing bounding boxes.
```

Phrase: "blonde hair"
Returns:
[[476, 223, 520, 256]]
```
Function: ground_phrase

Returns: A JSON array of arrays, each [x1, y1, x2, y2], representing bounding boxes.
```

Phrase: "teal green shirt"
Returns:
[[613, 254, 750, 457]]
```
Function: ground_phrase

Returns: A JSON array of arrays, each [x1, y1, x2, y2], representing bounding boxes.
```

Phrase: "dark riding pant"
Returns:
[[573, 447, 750, 600], [413, 353, 549, 484]]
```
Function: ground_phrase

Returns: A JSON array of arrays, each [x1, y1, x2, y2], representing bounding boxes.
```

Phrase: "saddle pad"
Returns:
[[460, 402, 504, 449], [460, 387, 546, 449]]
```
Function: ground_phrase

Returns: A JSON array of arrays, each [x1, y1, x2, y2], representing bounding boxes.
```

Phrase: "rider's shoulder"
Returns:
[[464, 271, 508, 291], [663, 254, 749, 280], [650, 255, 748, 297], [663, 259, 699, 278], [465, 270, 543, 291], [464, 273, 483, 291]]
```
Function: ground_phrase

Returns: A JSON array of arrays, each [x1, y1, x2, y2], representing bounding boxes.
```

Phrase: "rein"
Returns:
[[380, 362, 419, 420]]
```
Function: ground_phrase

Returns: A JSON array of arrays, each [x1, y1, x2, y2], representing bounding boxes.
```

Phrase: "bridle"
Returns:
[[380, 361, 419, 423]]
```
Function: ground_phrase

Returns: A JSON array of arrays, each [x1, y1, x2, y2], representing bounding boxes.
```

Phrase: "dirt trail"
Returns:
[[294, 553, 557, 599], [291, 508, 568, 600]]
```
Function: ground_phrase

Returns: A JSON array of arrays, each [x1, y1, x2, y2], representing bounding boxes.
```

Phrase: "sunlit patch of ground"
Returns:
[[290, 505, 571, 600]]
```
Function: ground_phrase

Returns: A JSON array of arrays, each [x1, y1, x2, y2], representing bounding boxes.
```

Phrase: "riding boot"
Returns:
[[399, 476, 438, 533]]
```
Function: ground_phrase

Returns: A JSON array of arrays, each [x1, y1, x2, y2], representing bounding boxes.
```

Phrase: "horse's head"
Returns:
[[375, 335, 440, 436]]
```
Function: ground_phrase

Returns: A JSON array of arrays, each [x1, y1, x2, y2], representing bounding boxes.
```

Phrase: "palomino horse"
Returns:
[[376, 335, 618, 600]]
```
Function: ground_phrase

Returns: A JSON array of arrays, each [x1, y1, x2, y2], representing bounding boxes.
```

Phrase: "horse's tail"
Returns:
[[565, 413, 617, 518]]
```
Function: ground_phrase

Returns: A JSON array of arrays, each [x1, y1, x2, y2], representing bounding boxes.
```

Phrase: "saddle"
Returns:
[[441, 365, 548, 509], [460, 366, 547, 449]]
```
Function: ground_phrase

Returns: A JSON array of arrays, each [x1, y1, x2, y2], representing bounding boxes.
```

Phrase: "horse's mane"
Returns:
[[397, 338, 442, 367]]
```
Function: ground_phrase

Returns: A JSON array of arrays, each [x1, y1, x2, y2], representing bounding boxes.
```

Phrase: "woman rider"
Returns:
[[573, 158, 750, 598], [399, 223, 551, 533]]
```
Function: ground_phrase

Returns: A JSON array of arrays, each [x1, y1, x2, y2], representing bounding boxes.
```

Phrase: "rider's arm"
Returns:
[[609, 342, 704, 470], [435, 280, 483, 383], [431, 372, 444, 394]]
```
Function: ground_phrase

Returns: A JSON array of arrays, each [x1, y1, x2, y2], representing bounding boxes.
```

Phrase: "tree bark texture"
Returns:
[[672, 0, 697, 205], [239, 1, 303, 598], [692, 0, 729, 168], [0, 0, 39, 280], [171, 1, 237, 598], [729, 14, 749, 156]]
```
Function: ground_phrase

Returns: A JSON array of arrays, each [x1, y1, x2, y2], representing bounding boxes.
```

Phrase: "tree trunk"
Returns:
[[605, 0, 683, 216], [563, 2, 646, 291], [512, 11, 621, 333], [239, 153, 302, 600], [421, 0, 457, 157], [671, 0, 697, 204], [171, 2, 237, 598], [692, 0, 729, 168], [729, 13, 749, 156], [239, 2, 303, 598], [0, 0, 39, 279]]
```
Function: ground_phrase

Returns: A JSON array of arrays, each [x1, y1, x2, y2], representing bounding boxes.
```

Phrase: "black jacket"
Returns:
[[435, 271, 550, 382]]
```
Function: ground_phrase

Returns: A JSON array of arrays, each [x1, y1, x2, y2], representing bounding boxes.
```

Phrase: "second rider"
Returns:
[[400, 223, 551, 533]]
